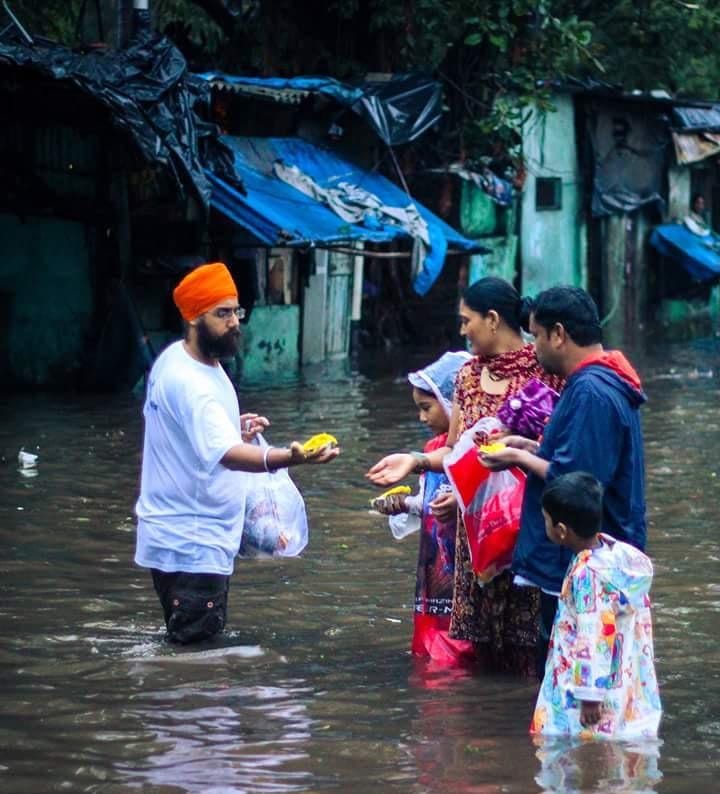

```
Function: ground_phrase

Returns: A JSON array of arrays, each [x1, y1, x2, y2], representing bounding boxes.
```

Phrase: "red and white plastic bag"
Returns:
[[443, 418, 526, 583]]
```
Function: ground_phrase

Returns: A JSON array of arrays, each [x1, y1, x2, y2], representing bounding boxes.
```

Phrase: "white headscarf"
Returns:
[[407, 351, 472, 417]]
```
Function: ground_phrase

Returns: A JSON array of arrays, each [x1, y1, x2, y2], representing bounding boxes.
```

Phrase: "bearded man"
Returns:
[[135, 262, 338, 644]]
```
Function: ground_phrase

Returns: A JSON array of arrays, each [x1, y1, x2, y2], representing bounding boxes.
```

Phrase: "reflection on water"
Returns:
[[534, 739, 662, 793], [120, 674, 314, 793], [1, 341, 720, 792]]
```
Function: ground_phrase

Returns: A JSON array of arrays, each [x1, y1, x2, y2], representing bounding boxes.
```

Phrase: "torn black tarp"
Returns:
[[356, 74, 443, 146], [196, 72, 443, 146], [0, 25, 239, 211]]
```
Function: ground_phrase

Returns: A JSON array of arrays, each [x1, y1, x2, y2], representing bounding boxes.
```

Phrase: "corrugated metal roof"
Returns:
[[673, 106, 720, 131]]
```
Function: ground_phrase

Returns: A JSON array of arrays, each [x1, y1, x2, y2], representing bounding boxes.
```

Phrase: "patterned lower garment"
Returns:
[[449, 518, 540, 677]]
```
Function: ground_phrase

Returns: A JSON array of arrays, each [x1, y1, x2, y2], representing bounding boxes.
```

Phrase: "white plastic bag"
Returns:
[[239, 436, 309, 558], [388, 504, 421, 540]]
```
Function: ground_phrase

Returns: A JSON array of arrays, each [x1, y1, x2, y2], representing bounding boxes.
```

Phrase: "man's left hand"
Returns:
[[480, 446, 523, 471], [241, 413, 270, 442]]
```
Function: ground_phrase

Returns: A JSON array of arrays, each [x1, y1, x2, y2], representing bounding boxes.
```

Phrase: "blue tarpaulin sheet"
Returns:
[[649, 223, 720, 282], [208, 136, 484, 295]]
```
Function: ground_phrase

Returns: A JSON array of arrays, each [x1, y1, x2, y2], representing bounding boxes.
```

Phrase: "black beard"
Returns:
[[196, 318, 240, 359], [537, 354, 561, 376]]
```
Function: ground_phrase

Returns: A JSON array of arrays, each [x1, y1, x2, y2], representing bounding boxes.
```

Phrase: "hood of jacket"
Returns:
[[572, 350, 647, 408], [584, 534, 653, 610]]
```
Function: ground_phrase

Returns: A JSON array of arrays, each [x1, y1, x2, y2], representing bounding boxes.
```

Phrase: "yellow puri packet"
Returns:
[[478, 441, 506, 454], [369, 485, 412, 508], [301, 433, 338, 455]]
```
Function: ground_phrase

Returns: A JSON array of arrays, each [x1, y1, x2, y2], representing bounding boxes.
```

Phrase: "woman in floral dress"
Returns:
[[368, 277, 563, 675]]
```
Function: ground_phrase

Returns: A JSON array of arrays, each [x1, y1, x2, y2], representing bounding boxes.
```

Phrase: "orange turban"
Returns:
[[173, 262, 239, 321]]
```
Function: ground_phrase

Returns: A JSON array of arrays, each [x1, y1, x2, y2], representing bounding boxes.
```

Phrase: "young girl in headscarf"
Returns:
[[375, 351, 475, 665]]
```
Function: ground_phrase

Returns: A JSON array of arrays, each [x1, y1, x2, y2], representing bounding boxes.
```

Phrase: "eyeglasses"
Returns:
[[209, 307, 246, 321]]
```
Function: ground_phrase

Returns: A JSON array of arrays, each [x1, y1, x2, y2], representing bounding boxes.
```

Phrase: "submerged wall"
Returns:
[[0, 213, 93, 387]]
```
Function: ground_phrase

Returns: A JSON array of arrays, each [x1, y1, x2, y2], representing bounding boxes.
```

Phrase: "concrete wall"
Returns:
[[301, 250, 327, 365], [325, 250, 353, 358], [301, 249, 354, 365], [239, 304, 300, 383], [668, 165, 691, 222], [521, 95, 587, 294], [0, 213, 92, 387]]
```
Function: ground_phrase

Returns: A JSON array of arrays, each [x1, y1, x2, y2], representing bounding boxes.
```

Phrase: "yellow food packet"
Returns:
[[478, 441, 506, 454], [369, 485, 412, 508], [378, 485, 412, 500], [302, 433, 338, 455]]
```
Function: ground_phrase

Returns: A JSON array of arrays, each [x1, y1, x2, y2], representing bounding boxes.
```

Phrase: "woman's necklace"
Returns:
[[480, 365, 510, 395]]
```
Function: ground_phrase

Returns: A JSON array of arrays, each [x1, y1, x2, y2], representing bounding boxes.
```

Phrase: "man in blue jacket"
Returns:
[[482, 286, 647, 675]]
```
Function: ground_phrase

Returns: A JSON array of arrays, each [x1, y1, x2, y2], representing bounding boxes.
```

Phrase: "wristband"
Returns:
[[410, 451, 430, 474]]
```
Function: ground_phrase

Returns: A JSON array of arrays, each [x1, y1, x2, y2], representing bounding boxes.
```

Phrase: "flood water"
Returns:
[[1, 340, 719, 793]]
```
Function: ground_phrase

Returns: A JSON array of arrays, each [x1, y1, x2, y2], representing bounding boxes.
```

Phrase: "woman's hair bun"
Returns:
[[519, 296, 535, 332]]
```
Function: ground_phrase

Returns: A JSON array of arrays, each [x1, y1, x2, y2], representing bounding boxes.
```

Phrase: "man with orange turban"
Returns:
[[135, 262, 338, 644]]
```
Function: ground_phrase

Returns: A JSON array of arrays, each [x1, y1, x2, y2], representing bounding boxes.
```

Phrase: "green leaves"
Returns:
[[16, 0, 720, 166]]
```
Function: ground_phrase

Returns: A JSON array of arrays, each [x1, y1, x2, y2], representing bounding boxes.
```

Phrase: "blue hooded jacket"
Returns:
[[512, 360, 647, 594]]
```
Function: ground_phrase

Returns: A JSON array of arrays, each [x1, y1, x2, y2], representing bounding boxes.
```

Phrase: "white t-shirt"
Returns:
[[135, 340, 247, 575]]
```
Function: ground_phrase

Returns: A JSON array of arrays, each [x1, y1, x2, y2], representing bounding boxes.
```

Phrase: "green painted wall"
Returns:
[[521, 96, 586, 295], [461, 175, 520, 288], [460, 181, 497, 238], [238, 304, 300, 384], [0, 213, 92, 386], [468, 235, 519, 286]]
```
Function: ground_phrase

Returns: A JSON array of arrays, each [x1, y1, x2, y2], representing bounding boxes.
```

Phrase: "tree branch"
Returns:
[[187, 0, 237, 34]]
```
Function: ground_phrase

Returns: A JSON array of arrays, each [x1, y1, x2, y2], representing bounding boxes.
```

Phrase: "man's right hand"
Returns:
[[288, 441, 340, 466], [366, 453, 416, 486], [501, 435, 540, 453]]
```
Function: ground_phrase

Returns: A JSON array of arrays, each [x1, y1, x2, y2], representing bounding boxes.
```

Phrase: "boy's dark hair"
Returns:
[[542, 472, 603, 538], [528, 286, 602, 346]]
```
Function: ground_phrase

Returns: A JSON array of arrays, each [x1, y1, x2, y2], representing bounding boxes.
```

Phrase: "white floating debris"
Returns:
[[17, 449, 38, 469], [128, 644, 265, 664]]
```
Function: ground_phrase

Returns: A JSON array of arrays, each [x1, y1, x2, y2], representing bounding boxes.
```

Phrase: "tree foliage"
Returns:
[[6, 0, 720, 160]]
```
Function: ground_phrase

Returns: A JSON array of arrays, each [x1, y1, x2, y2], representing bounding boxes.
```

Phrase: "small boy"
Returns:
[[530, 472, 662, 740]]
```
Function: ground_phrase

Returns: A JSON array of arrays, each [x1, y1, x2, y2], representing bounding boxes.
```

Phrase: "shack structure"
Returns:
[[0, 14, 235, 389], [461, 85, 720, 344], [197, 73, 482, 382], [0, 18, 480, 390]]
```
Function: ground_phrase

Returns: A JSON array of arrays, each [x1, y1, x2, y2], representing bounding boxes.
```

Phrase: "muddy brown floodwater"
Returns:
[[1, 340, 719, 793]]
